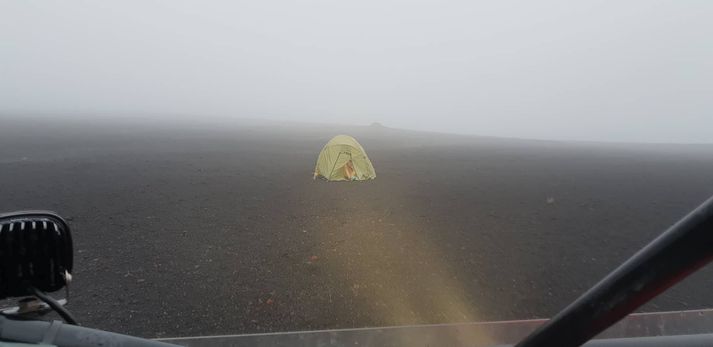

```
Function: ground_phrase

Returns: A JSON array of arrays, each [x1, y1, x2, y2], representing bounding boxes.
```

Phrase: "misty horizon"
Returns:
[[2, 1, 712, 143]]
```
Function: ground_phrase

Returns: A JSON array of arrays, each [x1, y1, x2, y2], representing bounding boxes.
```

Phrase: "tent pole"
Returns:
[[328, 152, 343, 180]]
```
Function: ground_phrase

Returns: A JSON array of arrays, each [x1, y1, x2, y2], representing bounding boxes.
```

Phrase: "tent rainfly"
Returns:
[[314, 135, 376, 181]]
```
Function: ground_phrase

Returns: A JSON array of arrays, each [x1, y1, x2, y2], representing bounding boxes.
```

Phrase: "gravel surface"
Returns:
[[1, 117, 713, 338]]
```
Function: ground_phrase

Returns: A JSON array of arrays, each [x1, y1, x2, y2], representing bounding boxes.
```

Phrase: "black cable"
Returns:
[[28, 286, 79, 326]]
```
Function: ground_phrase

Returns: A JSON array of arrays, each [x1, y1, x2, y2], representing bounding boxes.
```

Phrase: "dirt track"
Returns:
[[1, 117, 713, 338]]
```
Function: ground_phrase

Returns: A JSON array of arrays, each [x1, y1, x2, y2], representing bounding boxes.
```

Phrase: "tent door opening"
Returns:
[[328, 152, 357, 181]]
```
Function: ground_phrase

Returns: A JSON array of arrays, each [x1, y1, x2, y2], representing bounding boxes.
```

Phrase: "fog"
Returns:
[[1, 1, 711, 143]]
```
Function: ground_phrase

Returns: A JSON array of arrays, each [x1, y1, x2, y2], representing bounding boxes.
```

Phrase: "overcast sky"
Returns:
[[1, 1, 711, 142]]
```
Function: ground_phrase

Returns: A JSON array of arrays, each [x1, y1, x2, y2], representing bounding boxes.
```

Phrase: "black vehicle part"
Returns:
[[0, 315, 179, 347], [0, 211, 73, 299], [28, 286, 78, 325], [515, 195, 713, 347]]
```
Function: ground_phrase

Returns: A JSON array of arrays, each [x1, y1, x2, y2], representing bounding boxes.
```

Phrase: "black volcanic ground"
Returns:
[[1, 117, 712, 338]]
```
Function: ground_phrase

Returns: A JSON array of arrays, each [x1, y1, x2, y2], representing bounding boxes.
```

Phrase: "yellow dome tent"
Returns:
[[314, 135, 376, 181]]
